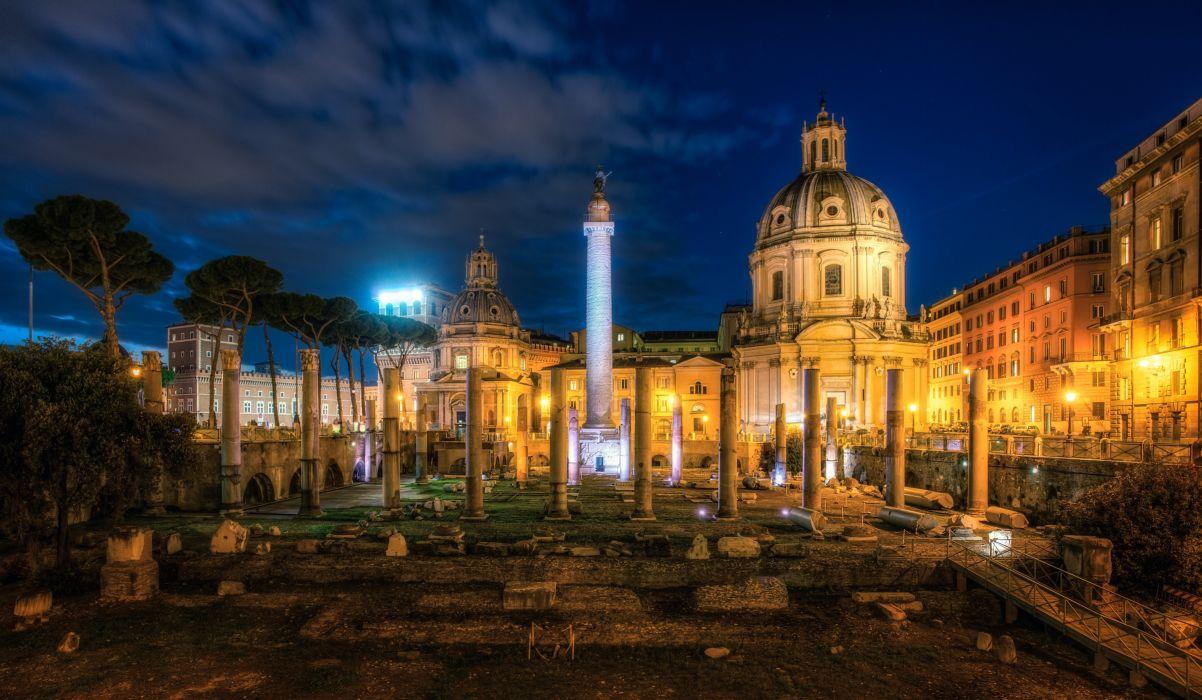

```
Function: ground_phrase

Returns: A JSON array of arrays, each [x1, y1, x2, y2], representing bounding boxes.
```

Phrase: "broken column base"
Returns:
[[100, 559, 159, 602], [785, 507, 827, 532]]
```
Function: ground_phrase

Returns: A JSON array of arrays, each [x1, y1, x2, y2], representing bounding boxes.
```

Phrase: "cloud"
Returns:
[[0, 1, 766, 354]]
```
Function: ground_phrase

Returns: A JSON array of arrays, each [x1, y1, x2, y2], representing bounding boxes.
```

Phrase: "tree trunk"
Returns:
[[56, 473, 70, 567], [358, 349, 369, 423], [264, 322, 281, 429], [343, 345, 359, 426], [330, 349, 344, 427]]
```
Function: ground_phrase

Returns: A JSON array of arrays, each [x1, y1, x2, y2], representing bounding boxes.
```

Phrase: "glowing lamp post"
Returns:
[[702, 414, 709, 440], [1062, 392, 1081, 435], [907, 402, 918, 433]]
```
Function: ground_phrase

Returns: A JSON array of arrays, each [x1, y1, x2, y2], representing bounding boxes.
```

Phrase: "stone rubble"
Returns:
[[385, 533, 408, 557], [715, 536, 760, 558], [685, 534, 710, 560], [975, 631, 993, 651], [57, 631, 80, 653], [994, 634, 1017, 663], [210, 520, 249, 554]]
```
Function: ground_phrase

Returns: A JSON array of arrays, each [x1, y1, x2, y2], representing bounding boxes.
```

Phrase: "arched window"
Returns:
[[690, 381, 705, 395], [385, 304, 394, 316], [428, 302, 436, 315], [810, 141, 817, 168], [397, 302, 408, 316], [821, 138, 829, 162], [492, 349, 504, 367], [771, 270, 784, 301], [824, 264, 843, 296], [881, 267, 892, 298]]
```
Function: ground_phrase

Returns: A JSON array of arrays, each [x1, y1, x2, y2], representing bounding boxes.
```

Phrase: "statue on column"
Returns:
[[593, 166, 611, 194]]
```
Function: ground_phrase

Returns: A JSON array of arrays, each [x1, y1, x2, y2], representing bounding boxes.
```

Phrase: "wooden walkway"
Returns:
[[948, 539, 1202, 698]]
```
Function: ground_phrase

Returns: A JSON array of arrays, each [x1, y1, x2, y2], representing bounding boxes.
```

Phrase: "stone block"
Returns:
[[975, 631, 992, 651], [715, 536, 760, 558], [57, 631, 80, 653], [13, 590, 52, 621], [704, 647, 730, 659], [685, 534, 710, 560], [903, 487, 954, 510], [385, 533, 408, 557], [106, 527, 154, 563], [1059, 535, 1112, 584], [163, 532, 182, 556], [994, 634, 1017, 663], [695, 577, 788, 613], [295, 539, 321, 554], [217, 580, 246, 596], [850, 591, 916, 605], [503, 581, 556, 611], [100, 559, 159, 601], [875, 602, 906, 621], [210, 520, 249, 554], [985, 507, 1028, 530]]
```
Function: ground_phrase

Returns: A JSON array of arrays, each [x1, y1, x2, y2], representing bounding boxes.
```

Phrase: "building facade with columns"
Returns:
[[732, 102, 929, 431], [1099, 96, 1202, 440], [925, 292, 964, 426]]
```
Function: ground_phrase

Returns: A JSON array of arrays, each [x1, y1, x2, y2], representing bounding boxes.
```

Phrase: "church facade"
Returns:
[[732, 102, 929, 431]]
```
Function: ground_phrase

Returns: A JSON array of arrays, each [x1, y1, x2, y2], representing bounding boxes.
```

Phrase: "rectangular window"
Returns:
[[1173, 154, 1183, 173], [1011, 328, 1019, 343], [998, 306, 1006, 321], [1090, 303, 1104, 319], [693, 417, 704, 432], [1091, 272, 1104, 293], [1092, 402, 1105, 420], [242, 401, 251, 414], [619, 378, 629, 390], [569, 379, 579, 391], [824, 264, 843, 296], [1172, 207, 1184, 242], [1151, 218, 1162, 249], [255, 401, 264, 414], [1043, 286, 1051, 303], [1152, 169, 1162, 187], [1059, 278, 1067, 298], [455, 354, 468, 369]]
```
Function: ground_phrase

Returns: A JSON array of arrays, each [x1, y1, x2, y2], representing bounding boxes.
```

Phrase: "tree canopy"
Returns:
[[0, 339, 198, 566], [3, 196, 173, 358], [180, 256, 282, 355], [261, 293, 357, 349]]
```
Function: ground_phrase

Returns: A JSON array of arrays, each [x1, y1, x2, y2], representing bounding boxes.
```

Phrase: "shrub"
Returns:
[[1065, 462, 1202, 594]]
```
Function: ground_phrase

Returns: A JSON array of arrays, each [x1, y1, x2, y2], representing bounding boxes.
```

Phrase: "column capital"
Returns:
[[220, 348, 241, 372], [883, 355, 904, 367], [141, 350, 161, 367], [300, 348, 321, 371], [801, 356, 821, 367]]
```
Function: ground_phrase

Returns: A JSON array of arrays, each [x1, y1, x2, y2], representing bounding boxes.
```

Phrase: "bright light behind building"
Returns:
[[377, 287, 424, 305]]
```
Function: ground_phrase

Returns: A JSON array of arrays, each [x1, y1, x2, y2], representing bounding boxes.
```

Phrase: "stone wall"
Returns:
[[844, 446, 1123, 523], [169, 435, 360, 511]]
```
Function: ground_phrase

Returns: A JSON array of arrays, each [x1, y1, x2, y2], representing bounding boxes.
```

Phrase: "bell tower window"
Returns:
[[821, 138, 829, 162]]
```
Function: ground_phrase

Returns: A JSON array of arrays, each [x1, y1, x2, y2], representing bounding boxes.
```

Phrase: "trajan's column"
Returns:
[[584, 166, 615, 429]]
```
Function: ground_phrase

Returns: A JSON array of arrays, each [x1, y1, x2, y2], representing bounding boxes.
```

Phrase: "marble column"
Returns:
[[631, 365, 655, 520], [825, 396, 838, 480], [462, 367, 487, 521], [671, 398, 683, 485], [716, 365, 739, 519], [968, 368, 989, 515], [584, 193, 615, 429], [885, 368, 906, 508], [802, 368, 822, 511], [850, 356, 861, 425], [364, 398, 376, 482], [141, 351, 167, 515], [297, 348, 323, 518], [773, 402, 787, 485], [618, 398, 632, 482], [863, 358, 876, 427], [219, 348, 244, 517], [415, 393, 428, 484], [514, 392, 529, 483], [382, 366, 402, 513], [546, 368, 570, 520], [567, 407, 580, 486]]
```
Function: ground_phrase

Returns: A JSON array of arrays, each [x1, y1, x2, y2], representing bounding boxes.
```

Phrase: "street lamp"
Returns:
[[1064, 390, 1078, 437], [840, 407, 849, 430], [702, 414, 709, 439], [908, 402, 918, 432]]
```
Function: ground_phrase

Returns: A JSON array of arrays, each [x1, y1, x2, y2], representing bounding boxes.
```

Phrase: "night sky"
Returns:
[[3, 1, 1201, 371]]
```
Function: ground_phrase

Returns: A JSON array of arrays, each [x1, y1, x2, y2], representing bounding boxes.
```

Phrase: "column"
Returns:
[[365, 398, 376, 482], [885, 368, 905, 508], [567, 408, 580, 486], [802, 368, 822, 511], [219, 348, 243, 517], [141, 351, 167, 515], [631, 366, 655, 520], [297, 348, 323, 518], [968, 368, 989, 515], [716, 365, 739, 519], [415, 393, 428, 484], [825, 396, 838, 480], [619, 398, 632, 481], [514, 392, 529, 483], [584, 210, 615, 428], [462, 367, 487, 521], [773, 402, 787, 485], [863, 358, 875, 427], [671, 397, 683, 485], [546, 368, 570, 520], [849, 356, 861, 426], [382, 366, 401, 513]]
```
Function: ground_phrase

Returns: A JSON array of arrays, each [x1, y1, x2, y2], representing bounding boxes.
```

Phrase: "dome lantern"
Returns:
[[801, 96, 847, 173], [465, 234, 498, 288]]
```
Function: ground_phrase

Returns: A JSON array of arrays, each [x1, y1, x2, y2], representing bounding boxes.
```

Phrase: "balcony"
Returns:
[[1098, 309, 1132, 332]]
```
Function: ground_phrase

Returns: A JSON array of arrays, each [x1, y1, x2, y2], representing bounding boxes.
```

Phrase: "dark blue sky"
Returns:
[[2, 1, 1201, 369]]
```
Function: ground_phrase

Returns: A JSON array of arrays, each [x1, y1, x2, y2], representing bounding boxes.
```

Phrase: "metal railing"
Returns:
[[863, 430, 1193, 466], [948, 537, 1202, 697]]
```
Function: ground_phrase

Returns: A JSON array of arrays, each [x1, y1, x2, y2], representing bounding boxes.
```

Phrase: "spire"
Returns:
[[465, 235, 498, 287]]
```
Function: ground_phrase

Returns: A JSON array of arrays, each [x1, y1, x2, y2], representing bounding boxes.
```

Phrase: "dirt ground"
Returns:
[[0, 582, 1166, 700]]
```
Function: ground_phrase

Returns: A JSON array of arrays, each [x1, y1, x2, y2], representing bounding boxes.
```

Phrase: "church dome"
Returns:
[[442, 237, 521, 327], [755, 99, 901, 245], [756, 169, 900, 242]]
